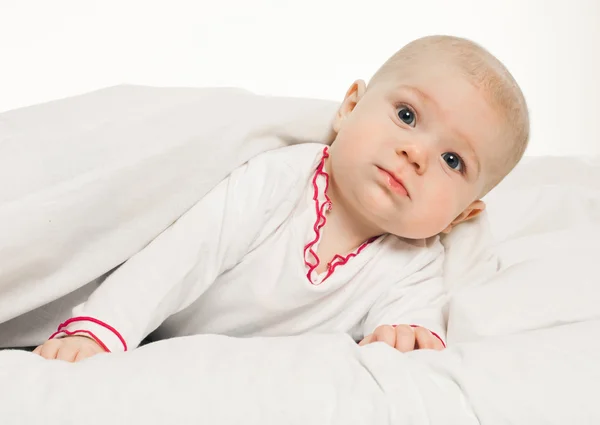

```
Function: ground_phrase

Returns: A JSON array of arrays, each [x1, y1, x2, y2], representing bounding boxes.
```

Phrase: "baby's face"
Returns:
[[328, 66, 502, 239]]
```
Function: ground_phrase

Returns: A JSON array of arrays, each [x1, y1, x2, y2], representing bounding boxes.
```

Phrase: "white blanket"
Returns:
[[1, 86, 599, 424], [0, 85, 337, 326]]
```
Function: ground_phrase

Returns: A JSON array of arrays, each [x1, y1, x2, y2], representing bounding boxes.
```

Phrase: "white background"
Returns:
[[1, 0, 598, 156]]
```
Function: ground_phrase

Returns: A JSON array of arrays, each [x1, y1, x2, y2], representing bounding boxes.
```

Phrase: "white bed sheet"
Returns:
[[1, 86, 599, 424]]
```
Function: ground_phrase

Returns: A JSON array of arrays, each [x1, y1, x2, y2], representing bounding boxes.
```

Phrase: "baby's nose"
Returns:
[[396, 144, 428, 174]]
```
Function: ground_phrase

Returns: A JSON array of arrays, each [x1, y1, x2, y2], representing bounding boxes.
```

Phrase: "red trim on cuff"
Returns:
[[50, 316, 128, 351], [49, 329, 111, 353]]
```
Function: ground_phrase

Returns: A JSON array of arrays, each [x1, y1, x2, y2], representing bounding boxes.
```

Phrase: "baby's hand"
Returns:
[[33, 336, 106, 362], [359, 324, 444, 352]]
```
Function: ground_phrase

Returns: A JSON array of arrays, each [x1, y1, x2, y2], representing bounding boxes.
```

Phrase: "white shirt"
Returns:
[[51, 144, 447, 352]]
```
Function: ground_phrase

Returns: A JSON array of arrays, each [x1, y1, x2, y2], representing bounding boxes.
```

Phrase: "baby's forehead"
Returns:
[[381, 64, 482, 102]]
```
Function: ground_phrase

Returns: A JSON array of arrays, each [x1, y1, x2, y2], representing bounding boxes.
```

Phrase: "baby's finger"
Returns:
[[56, 347, 78, 362], [74, 348, 96, 362], [414, 327, 437, 350], [358, 333, 374, 346], [394, 325, 416, 352], [431, 337, 445, 350], [373, 325, 396, 347], [39, 340, 61, 360], [32, 345, 43, 356]]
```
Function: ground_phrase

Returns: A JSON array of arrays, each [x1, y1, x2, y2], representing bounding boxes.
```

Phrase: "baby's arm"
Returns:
[[35, 149, 296, 361], [360, 250, 447, 352]]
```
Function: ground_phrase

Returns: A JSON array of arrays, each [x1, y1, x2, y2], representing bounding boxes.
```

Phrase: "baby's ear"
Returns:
[[441, 200, 486, 234], [332, 80, 367, 134]]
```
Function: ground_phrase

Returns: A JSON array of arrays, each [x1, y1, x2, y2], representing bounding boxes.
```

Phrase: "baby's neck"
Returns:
[[314, 172, 382, 273]]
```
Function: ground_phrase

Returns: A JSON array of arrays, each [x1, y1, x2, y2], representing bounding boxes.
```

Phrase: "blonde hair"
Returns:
[[370, 35, 529, 195]]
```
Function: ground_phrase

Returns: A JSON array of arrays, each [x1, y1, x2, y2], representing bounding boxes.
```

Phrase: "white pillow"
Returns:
[[447, 225, 600, 343], [484, 155, 600, 244], [447, 155, 600, 343]]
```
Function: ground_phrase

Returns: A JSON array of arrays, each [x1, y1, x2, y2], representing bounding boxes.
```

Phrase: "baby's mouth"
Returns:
[[376, 166, 409, 198]]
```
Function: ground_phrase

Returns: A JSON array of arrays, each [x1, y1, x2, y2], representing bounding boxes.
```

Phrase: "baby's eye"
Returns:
[[397, 106, 416, 127], [441, 152, 464, 172]]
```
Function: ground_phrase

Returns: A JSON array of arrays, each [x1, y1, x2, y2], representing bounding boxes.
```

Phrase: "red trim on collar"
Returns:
[[303, 147, 377, 285]]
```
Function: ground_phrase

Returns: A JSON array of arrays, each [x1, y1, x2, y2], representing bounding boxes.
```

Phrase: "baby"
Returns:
[[35, 35, 529, 362]]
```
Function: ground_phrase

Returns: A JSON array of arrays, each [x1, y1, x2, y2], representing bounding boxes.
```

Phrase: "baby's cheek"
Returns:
[[364, 185, 392, 207], [420, 195, 459, 233], [407, 212, 449, 238]]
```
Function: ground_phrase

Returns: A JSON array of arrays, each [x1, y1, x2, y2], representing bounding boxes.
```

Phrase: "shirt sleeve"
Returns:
[[361, 250, 448, 346], [49, 149, 299, 352]]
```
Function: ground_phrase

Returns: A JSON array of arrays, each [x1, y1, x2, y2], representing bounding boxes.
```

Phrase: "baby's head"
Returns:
[[327, 35, 529, 239]]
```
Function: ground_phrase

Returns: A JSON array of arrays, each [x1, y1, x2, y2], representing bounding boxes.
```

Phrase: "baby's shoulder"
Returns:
[[240, 143, 327, 188], [370, 235, 444, 283], [226, 143, 326, 209], [250, 143, 326, 173]]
